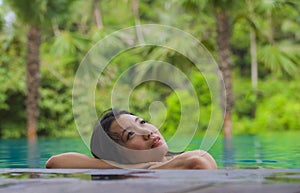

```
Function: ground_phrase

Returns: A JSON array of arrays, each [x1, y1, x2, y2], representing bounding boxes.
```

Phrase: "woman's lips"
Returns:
[[151, 136, 162, 148]]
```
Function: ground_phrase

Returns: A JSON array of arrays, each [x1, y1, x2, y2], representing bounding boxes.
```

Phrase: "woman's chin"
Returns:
[[156, 142, 169, 157]]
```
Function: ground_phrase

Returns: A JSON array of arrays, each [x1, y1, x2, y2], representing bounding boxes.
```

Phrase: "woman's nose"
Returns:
[[143, 132, 153, 140]]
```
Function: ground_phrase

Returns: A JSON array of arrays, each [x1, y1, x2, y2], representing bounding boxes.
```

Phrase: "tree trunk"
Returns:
[[26, 25, 41, 139], [93, 0, 103, 29], [132, 0, 144, 43], [216, 10, 234, 138]]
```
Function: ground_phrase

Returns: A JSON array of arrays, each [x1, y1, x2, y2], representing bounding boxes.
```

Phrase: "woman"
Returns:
[[46, 109, 217, 169]]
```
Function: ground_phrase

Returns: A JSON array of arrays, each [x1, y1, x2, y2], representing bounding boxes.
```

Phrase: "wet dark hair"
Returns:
[[91, 109, 133, 158], [100, 109, 133, 134]]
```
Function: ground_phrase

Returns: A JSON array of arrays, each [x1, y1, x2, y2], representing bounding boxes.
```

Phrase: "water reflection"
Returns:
[[223, 137, 235, 168], [27, 138, 39, 168]]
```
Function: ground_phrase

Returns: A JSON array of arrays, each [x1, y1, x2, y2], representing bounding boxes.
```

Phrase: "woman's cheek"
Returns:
[[128, 140, 147, 150]]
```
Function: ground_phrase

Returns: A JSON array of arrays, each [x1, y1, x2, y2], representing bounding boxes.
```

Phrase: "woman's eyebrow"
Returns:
[[134, 117, 139, 123], [121, 128, 127, 142], [121, 127, 131, 142]]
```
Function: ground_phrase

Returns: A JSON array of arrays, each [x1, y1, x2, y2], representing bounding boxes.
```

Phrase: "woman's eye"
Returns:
[[127, 131, 135, 139]]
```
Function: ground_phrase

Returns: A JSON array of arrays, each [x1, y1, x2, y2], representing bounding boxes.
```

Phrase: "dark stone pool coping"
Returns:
[[0, 169, 299, 193]]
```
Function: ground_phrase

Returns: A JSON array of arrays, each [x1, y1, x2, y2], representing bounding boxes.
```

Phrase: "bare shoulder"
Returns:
[[178, 150, 218, 169]]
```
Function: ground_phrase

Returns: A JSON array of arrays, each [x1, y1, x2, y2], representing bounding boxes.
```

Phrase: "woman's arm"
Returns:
[[45, 152, 159, 169], [149, 150, 217, 170], [46, 150, 217, 169], [45, 152, 117, 169]]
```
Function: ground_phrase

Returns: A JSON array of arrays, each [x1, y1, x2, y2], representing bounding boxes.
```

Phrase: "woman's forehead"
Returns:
[[119, 114, 137, 120], [110, 114, 137, 132]]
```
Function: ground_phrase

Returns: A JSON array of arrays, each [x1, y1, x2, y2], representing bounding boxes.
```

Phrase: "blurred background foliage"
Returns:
[[0, 0, 299, 138]]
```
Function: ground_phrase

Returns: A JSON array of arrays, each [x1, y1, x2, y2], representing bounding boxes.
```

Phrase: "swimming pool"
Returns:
[[0, 132, 299, 168]]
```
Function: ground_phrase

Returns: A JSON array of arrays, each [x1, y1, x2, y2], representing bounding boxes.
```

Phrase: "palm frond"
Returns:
[[258, 43, 299, 77]]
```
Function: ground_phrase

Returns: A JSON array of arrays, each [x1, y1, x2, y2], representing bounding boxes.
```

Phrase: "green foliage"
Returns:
[[233, 78, 257, 118], [0, 13, 3, 31], [38, 76, 76, 137], [189, 71, 212, 105], [160, 72, 212, 136], [0, 23, 27, 138], [0, 91, 26, 138], [258, 44, 299, 77], [255, 94, 300, 132], [5, 0, 75, 28], [233, 79, 300, 134], [0, 0, 299, 138]]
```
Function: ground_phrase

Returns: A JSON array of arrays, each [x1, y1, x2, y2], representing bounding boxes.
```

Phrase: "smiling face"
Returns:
[[108, 114, 168, 152]]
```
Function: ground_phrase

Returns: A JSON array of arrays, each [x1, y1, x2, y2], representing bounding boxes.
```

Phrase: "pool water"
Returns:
[[209, 132, 300, 169], [0, 132, 299, 168]]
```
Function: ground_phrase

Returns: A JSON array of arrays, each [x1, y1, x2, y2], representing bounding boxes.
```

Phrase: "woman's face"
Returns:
[[109, 114, 168, 152]]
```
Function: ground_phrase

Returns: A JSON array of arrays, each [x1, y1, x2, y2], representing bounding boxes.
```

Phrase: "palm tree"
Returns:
[[6, 0, 74, 139], [242, 0, 300, 90], [131, 0, 144, 43], [245, 0, 259, 92], [214, 3, 235, 139], [256, 0, 300, 78], [178, 0, 238, 138], [213, 0, 299, 137]]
